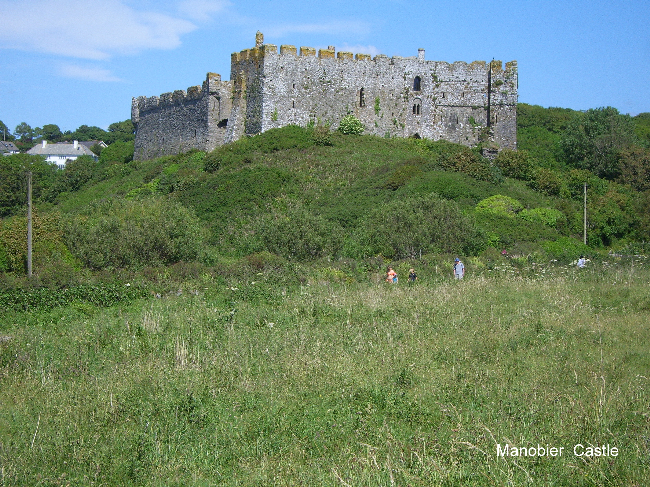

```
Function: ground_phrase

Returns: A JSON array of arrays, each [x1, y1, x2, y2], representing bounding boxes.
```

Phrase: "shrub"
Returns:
[[541, 237, 590, 263], [255, 205, 343, 260], [338, 115, 364, 135], [64, 197, 207, 269], [529, 167, 565, 196], [475, 195, 523, 217], [494, 149, 534, 180], [347, 193, 486, 259], [519, 207, 565, 227], [99, 140, 134, 164]]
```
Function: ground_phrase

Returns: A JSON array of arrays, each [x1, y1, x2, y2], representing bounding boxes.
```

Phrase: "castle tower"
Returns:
[[132, 32, 517, 160]]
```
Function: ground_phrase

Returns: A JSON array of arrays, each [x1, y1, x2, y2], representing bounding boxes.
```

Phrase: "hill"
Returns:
[[1, 107, 649, 485]]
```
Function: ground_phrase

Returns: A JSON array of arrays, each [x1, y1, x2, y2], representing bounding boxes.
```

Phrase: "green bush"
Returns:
[[338, 115, 365, 135], [519, 207, 565, 227], [99, 140, 134, 164], [541, 237, 590, 263], [475, 194, 523, 217], [255, 205, 343, 260], [494, 149, 534, 180], [64, 197, 207, 269], [529, 167, 565, 196], [346, 193, 486, 259]]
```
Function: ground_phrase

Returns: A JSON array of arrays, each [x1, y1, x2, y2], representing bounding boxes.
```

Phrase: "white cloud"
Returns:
[[178, 0, 231, 22], [0, 0, 197, 60], [57, 63, 124, 82]]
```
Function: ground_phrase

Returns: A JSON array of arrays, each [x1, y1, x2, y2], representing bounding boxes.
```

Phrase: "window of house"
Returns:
[[413, 76, 421, 91], [360, 88, 365, 107]]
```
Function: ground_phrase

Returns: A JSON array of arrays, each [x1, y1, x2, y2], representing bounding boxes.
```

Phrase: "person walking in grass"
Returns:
[[453, 258, 465, 279], [386, 266, 398, 283], [408, 268, 417, 282]]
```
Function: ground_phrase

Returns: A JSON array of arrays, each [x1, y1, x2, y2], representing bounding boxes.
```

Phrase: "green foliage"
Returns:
[[564, 169, 609, 199], [106, 120, 136, 143], [64, 197, 207, 269], [475, 194, 523, 217], [440, 146, 501, 183], [587, 189, 637, 247], [36, 123, 63, 143], [0, 154, 60, 216], [519, 207, 565, 227], [338, 114, 365, 135], [528, 167, 565, 196], [540, 236, 590, 262], [255, 204, 344, 260], [57, 155, 96, 192], [14, 122, 35, 144], [559, 106, 637, 179], [0, 282, 148, 311], [516, 103, 575, 166], [310, 125, 332, 146], [98, 140, 134, 164], [494, 148, 534, 180], [632, 112, 650, 148], [385, 159, 424, 190], [204, 126, 313, 172], [0, 211, 75, 279], [618, 146, 650, 191], [347, 193, 486, 259]]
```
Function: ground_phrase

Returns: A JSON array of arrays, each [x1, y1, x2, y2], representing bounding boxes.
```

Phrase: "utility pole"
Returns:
[[27, 171, 33, 277], [583, 182, 587, 245]]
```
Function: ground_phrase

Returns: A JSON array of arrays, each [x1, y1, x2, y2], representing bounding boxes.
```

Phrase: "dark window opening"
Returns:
[[360, 88, 365, 107], [412, 104, 421, 115], [413, 76, 421, 91], [217, 119, 228, 128]]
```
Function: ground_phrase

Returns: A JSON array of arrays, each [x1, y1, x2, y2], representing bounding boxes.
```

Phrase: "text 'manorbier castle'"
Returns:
[[131, 32, 517, 161]]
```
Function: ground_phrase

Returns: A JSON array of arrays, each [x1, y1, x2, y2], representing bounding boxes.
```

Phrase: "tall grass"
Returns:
[[1, 261, 648, 485]]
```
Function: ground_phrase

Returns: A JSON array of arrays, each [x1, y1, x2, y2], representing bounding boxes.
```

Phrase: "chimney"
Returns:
[[74, 140, 79, 149], [418, 48, 425, 61], [42, 140, 47, 148]]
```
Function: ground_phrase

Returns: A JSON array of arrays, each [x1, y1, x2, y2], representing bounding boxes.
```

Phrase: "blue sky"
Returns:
[[1, 0, 649, 134]]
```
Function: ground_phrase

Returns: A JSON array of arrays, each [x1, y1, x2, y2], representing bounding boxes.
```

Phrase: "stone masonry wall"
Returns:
[[132, 33, 517, 160]]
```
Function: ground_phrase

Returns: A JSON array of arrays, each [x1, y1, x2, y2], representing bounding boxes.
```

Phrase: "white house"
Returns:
[[27, 140, 98, 168]]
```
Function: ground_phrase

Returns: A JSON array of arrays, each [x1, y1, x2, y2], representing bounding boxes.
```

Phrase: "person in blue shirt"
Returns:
[[453, 258, 465, 279]]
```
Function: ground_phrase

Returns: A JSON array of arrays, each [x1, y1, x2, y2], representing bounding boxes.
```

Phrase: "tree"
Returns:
[[0, 121, 13, 141], [106, 120, 135, 143], [0, 154, 59, 217], [36, 124, 64, 142], [618, 146, 650, 192], [559, 107, 637, 180], [70, 125, 107, 142], [14, 122, 34, 144]]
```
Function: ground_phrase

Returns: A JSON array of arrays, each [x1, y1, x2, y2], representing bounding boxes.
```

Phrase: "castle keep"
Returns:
[[132, 32, 517, 161]]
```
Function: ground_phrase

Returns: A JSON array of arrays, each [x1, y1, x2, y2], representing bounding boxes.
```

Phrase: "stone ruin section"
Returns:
[[132, 32, 517, 160], [132, 73, 232, 161]]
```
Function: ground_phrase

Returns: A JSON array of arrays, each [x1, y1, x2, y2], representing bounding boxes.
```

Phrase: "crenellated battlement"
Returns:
[[133, 30, 517, 160]]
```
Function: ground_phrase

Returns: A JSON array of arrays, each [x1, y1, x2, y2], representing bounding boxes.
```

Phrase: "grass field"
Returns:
[[1, 259, 649, 485]]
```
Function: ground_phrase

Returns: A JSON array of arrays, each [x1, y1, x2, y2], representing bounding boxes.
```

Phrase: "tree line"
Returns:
[[0, 119, 135, 151]]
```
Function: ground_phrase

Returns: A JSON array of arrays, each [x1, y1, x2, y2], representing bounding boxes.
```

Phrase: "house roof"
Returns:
[[27, 141, 97, 158], [79, 140, 107, 149], [0, 141, 19, 153]]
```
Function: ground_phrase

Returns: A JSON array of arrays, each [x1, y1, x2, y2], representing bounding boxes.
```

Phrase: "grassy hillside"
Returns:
[[1, 110, 650, 485], [1, 260, 648, 485]]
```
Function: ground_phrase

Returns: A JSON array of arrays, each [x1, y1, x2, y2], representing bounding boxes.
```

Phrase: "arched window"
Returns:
[[359, 88, 365, 107], [413, 76, 421, 91], [412, 104, 421, 115]]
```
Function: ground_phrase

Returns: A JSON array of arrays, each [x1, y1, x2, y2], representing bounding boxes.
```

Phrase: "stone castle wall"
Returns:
[[132, 33, 517, 160]]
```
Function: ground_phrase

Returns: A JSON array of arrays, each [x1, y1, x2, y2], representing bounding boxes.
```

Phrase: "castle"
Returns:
[[132, 32, 517, 161]]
